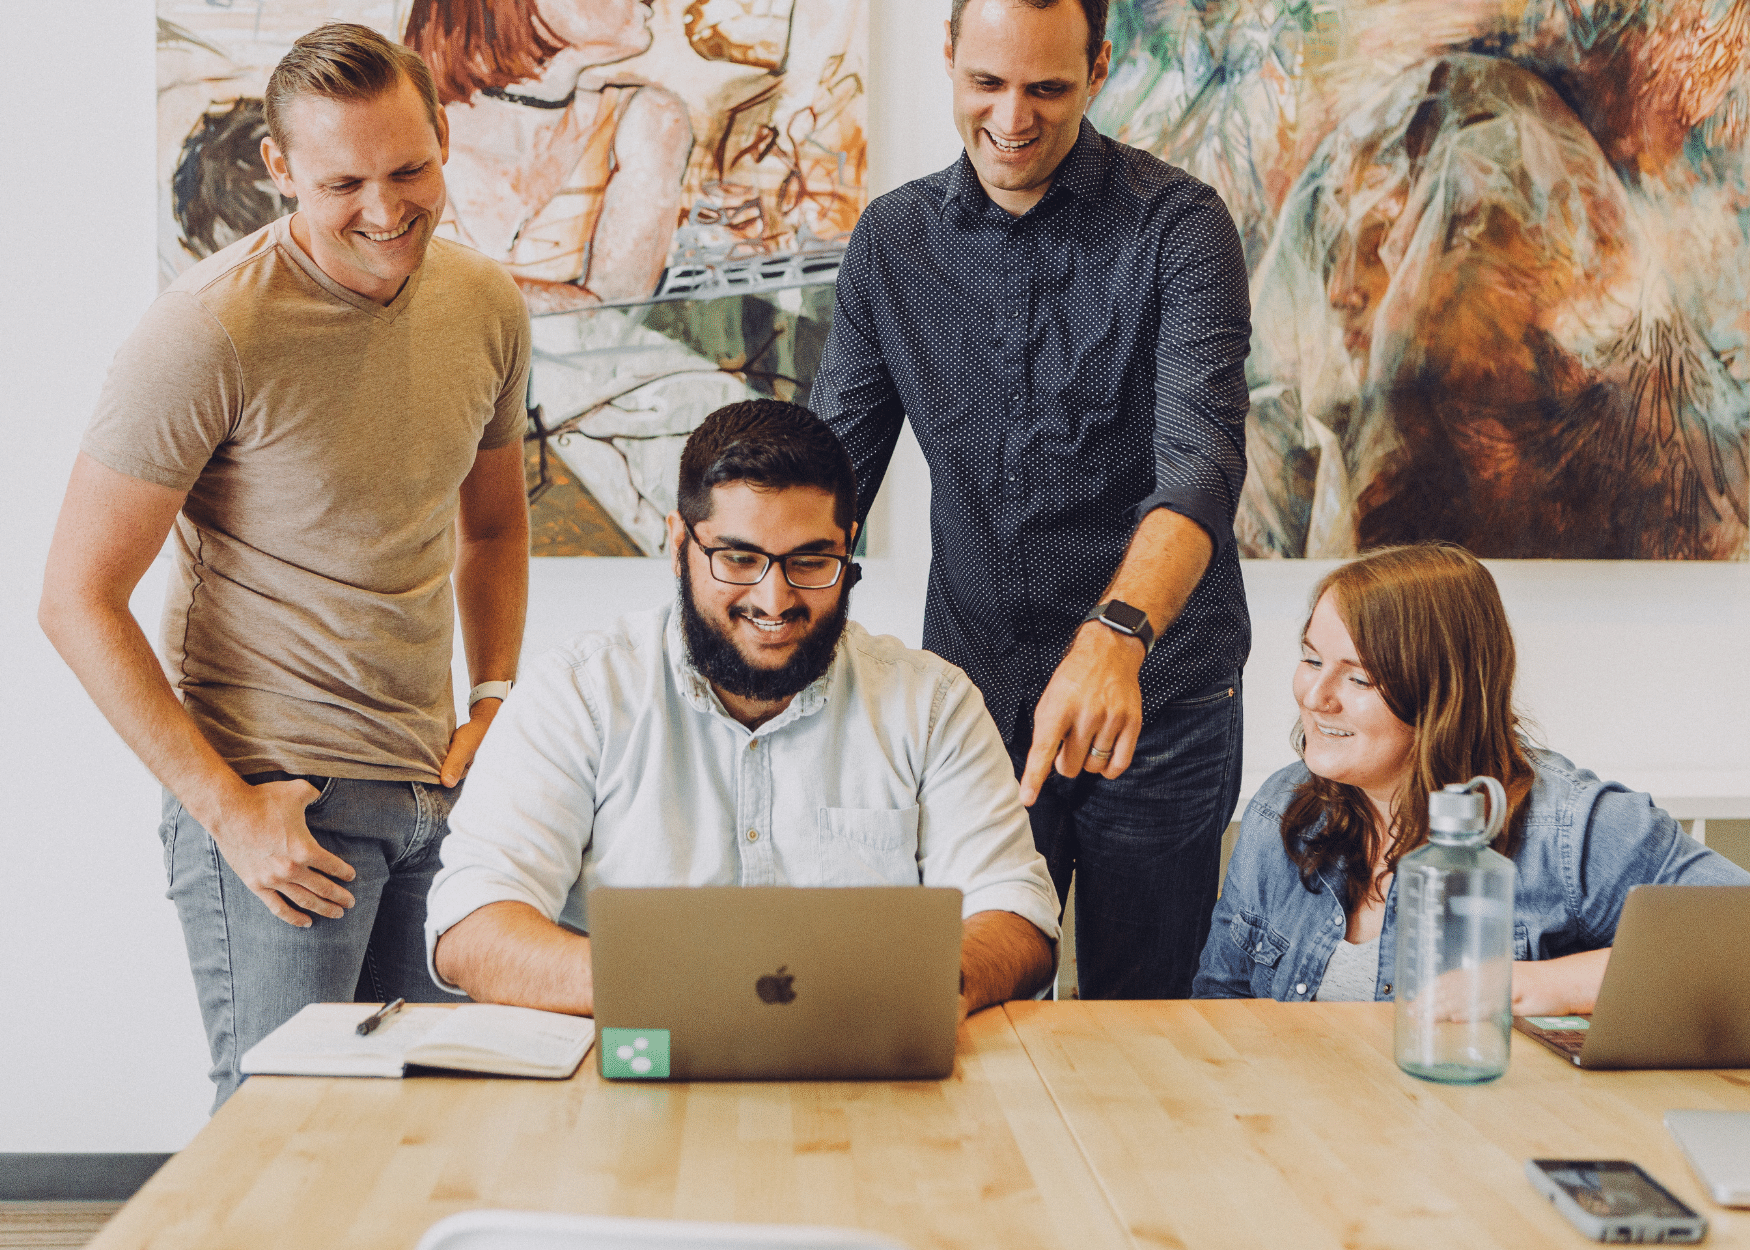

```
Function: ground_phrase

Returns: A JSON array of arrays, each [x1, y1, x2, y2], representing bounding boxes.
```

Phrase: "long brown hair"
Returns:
[[1282, 544, 1535, 911], [402, 0, 564, 107]]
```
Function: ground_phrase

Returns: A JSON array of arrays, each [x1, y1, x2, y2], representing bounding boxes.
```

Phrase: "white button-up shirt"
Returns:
[[425, 604, 1060, 989]]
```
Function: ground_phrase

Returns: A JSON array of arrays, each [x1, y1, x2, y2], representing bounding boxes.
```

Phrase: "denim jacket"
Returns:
[[1193, 750, 1750, 1001]]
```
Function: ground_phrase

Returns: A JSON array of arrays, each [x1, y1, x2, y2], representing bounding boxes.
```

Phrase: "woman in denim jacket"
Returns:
[[1193, 544, 1748, 1010]]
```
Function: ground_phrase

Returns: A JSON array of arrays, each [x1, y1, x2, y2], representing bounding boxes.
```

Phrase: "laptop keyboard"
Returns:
[[1539, 1029, 1587, 1057], [1515, 1015, 1593, 1061]]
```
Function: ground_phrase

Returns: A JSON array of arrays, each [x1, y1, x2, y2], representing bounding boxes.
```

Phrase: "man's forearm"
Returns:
[[454, 529, 527, 686], [442, 525, 530, 784], [433, 900, 594, 1014], [1020, 507, 1217, 797], [959, 909, 1056, 1017], [40, 590, 250, 829], [40, 455, 252, 827], [1100, 506, 1214, 638]]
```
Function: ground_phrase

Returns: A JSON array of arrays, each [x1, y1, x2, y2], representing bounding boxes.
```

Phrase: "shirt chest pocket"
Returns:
[[1230, 911, 1291, 993], [813, 806, 921, 887]]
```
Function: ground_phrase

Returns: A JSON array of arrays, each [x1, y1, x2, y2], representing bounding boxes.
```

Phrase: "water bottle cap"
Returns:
[[1428, 777, 1507, 845]]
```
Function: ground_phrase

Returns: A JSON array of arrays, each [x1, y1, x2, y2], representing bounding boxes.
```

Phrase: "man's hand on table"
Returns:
[[434, 900, 596, 1015], [958, 910, 1057, 1021]]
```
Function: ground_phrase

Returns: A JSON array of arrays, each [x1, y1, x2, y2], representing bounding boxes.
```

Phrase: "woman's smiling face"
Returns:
[[1293, 590, 1416, 804]]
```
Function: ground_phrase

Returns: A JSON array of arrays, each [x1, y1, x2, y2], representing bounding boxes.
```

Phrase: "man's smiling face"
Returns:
[[945, 0, 1110, 217], [669, 481, 855, 709], [262, 76, 449, 305]]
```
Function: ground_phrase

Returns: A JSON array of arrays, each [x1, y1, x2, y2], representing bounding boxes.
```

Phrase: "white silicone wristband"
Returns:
[[466, 680, 513, 708]]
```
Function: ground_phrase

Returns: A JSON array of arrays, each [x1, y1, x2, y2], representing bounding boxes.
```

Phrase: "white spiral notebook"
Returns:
[[239, 1002, 595, 1079]]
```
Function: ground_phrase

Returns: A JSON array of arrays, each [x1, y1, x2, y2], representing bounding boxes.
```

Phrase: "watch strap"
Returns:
[[467, 680, 513, 708], [1083, 601, 1157, 654]]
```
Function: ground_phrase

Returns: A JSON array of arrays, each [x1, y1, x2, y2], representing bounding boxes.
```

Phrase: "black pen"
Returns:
[[356, 998, 405, 1036]]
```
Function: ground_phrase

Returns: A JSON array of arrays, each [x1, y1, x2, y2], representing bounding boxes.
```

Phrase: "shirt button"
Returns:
[[1295, 983, 1307, 995], [746, 829, 759, 842], [1255, 942, 1264, 952], [748, 740, 757, 750], [1381, 983, 1393, 994]]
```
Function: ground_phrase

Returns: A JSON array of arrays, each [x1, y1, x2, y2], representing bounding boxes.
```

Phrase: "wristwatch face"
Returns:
[[1102, 601, 1148, 633]]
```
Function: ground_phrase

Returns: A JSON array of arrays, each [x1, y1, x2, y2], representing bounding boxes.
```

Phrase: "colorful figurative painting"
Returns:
[[1092, 0, 1750, 559], [158, 0, 866, 555]]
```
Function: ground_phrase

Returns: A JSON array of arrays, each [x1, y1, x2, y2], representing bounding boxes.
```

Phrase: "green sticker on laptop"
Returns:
[[600, 1028, 670, 1079], [1526, 1016, 1590, 1030]]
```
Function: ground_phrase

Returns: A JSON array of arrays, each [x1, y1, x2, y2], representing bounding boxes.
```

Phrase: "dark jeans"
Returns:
[[1014, 677, 1243, 999], [158, 773, 461, 1110]]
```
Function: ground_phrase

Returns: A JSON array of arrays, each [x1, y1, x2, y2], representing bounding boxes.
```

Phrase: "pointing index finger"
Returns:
[[1018, 737, 1057, 806]]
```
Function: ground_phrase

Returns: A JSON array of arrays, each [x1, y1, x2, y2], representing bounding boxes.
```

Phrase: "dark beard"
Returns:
[[677, 554, 851, 703]]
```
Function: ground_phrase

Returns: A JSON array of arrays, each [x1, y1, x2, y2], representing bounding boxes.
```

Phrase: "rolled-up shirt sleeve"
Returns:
[[915, 669, 1061, 944], [1136, 185, 1252, 550], [423, 648, 604, 992]]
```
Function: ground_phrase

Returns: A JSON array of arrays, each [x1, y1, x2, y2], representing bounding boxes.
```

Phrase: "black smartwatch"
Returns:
[[1083, 600, 1156, 654]]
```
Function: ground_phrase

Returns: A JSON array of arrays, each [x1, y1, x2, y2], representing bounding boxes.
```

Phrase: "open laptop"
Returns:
[[1513, 885, 1750, 1069], [589, 886, 964, 1081]]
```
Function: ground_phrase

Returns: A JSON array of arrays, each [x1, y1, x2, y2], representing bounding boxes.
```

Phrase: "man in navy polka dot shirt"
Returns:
[[814, 0, 1252, 999]]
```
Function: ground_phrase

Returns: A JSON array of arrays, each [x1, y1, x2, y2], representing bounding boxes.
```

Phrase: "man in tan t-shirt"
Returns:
[[39, 24, 531, 1107]]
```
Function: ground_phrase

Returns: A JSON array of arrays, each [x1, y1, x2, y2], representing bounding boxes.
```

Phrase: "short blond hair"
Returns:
[[264, 23, 442, 155]]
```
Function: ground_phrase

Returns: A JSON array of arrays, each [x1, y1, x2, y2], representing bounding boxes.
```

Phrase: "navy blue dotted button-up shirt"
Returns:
[[814, 120, 1253, 745]]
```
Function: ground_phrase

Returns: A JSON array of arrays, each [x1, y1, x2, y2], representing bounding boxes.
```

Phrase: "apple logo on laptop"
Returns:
[[756, 966, 796, 1004]]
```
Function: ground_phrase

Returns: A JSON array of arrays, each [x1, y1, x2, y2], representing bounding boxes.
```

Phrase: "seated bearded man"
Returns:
[[426, 399, 1060, 1020]]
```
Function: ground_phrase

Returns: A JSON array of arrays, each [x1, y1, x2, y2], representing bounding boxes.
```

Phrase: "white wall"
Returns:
[[2, 0, 1745, 1152]]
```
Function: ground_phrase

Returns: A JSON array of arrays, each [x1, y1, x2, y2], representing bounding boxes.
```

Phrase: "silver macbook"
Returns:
[[589, 886, 963, 1081], [1513, 885, 1750, 1070], [1665, 1110, 1750, 1207]]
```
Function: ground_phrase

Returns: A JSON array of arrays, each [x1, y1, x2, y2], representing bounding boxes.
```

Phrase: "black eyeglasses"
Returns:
[[685, 523, 852, 589]]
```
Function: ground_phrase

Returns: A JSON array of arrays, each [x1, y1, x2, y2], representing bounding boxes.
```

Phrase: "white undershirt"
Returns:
[[1314, 935, 1381, 1001]]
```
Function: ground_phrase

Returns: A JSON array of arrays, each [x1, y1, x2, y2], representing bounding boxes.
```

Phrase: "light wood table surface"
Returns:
[[1006, 999, 1750, 1250], [86, 1007, 1128, 1250]]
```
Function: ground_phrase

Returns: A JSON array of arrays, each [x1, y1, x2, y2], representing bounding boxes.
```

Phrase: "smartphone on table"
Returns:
[[1525, 1159, 1708, 1243]]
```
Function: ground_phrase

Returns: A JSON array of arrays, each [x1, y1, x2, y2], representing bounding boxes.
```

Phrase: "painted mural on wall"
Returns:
[[158, 0, 866, 555], [1092, 0, 1750, 559]]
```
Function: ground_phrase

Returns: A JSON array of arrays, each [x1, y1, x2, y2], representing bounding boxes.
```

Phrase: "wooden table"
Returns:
[[89, 1002, 1750, 1250], [87, 1008, 1128, 1250], [1007, 1000, 1750, 1249]]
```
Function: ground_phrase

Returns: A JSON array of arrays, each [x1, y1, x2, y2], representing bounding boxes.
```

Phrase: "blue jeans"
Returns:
[[158, 774, 461, 1109], [1014, 677, 1243, 1000]]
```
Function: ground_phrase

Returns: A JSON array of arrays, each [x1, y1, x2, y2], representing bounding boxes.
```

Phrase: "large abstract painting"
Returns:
[[1092, 0, 1750, 558], [158, 0, 866, 555]]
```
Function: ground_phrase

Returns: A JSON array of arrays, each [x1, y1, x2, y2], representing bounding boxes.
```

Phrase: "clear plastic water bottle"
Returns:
[[1393, 775, 1516, 1084]]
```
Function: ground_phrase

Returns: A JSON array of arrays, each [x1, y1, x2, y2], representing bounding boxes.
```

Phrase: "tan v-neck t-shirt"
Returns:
[[82, 216, 531, 782]]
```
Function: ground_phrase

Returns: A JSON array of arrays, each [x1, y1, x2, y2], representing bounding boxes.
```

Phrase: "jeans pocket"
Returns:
[[304, 776, 339, 810], [1167, 681, 1239, 709], [157, 797, 182, 891], [244, 772, 336, 807]]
